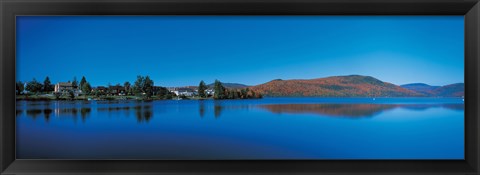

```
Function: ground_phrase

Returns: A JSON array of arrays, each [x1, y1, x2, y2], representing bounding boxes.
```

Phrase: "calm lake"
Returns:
[[16, 97, 464, 159]]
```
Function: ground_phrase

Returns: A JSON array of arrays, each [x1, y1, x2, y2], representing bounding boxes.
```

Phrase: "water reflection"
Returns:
[[98, 107, 128, 111], [98, 104, 153, 123], [134, 105, 153, 123], [199, 100, 205, 118], [25, 109, 56, 122], [44, 109, 53, 122], [26, 109, 43, 119], [258, 103, 464, 118], [80, 108, 91, 122], [211, 101, 254, 118], [19, 100, 464, 122], [214, 102, 223, 118], [16, 110, 23, 116]]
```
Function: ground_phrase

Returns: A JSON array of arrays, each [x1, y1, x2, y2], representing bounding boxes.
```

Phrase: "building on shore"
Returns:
[[54, 82, 82, 96], [54, 82, 74, 93], [205, 88, 215, 95], [94, 86, 108, 93], [168, 87, 196, 96], [109, 85, 125, 96]]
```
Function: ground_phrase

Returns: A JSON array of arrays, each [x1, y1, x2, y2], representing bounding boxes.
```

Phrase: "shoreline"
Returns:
[[15, 95, 262, 101], [15, 95, 462, 102]]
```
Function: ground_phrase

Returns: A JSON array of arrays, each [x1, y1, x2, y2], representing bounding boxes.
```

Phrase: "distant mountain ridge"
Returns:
[[400, 83, 440, 96], [402, 83, 464, 97], [199, 75, 463, 97], [207, 82, 249, 89], [249, 75, 424, 97]]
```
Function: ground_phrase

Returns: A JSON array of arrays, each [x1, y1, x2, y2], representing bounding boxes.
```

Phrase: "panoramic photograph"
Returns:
[[15, 16, 464, 159]]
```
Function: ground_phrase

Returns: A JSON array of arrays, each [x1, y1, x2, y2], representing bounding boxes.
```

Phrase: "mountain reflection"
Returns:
[[258, 104, 464, 118], [20, 101, 464, 122]]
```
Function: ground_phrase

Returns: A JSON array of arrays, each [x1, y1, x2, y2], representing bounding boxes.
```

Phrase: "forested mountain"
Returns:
[[250, 75, 422, 97], [402, 83, 464, 97]]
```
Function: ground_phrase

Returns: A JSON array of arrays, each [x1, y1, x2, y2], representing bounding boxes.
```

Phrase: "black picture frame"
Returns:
[[1, 0, 479, 174]]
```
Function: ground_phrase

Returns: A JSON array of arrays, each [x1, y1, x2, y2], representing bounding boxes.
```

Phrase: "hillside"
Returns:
[[250, 75, 422, 97], [401, 83, 440, 96], [432, 83, 464, 97], [402, 83, 464, 97]]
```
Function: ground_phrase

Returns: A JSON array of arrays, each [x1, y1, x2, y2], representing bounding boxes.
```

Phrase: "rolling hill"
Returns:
[[250, 75, 423, 97], [400, 83, 440, 96], [207, 83, 249, 89], [402, 83, 464, 97]]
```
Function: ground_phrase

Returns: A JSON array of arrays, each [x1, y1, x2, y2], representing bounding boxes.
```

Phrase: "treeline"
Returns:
[[17, 75, 262, 100], [16, 76, 58, 94], [210, 80, 262, 99], [16, 75, 175, 100]]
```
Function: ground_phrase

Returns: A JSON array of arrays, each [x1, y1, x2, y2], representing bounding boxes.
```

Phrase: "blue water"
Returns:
[[16, 97, 464, 159]]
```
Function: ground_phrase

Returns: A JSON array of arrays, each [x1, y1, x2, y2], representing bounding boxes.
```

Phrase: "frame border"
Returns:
[[1, 0, 479, 174]]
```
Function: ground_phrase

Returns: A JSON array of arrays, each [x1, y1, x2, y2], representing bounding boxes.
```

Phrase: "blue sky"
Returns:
[[16, 16, 464, 87]]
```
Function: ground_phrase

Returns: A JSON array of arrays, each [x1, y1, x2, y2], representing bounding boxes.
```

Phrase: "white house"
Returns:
[[54, 82, 82, 96], [54, 82, 74, 93], [169, 87, 195, 96]]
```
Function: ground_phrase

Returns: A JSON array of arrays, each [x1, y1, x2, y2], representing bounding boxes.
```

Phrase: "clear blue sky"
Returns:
[[16, 16, 464, 87]]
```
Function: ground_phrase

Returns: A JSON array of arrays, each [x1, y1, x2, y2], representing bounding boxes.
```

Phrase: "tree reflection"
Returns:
[[214, 101, 223, 118], [16, 110, 23, 117], [199, 100, 205, 118], [80, 108, 91, 123], [134, 105, 153, 123], [44, 109, 52, 122], [26, 109, 42, 119], [25, 107, 92, 123]]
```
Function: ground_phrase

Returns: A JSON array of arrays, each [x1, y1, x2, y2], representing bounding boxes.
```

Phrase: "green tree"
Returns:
[[233, 89, 239, 99], [155, 86, 170, 99], [124, 82, 131, 95], [240, 88, 248, 99], [72, 77, 78, 89], [16, 81, 24, 95], [43, 76, 52, 93], [81, 82, 92, 95], [68, 90, 75, 99], [227, 89, 235, 99], [213, 80, 225, 99], [26, 78, 43, 94], [107, 83, 112, 95], [133, 75, 154, 98], [79, 76, 87, 88], [198, 80, 207, 98], [144, 76, 154, 98], [133, 76, 144, 95]]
